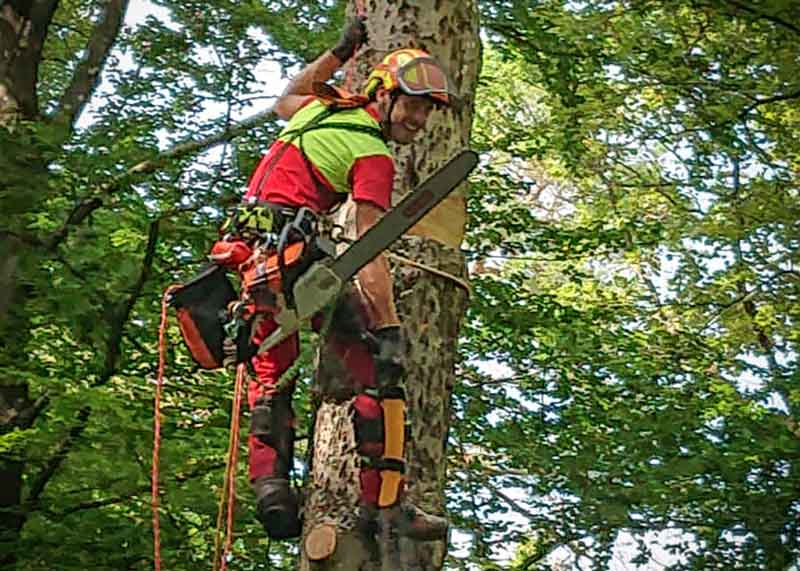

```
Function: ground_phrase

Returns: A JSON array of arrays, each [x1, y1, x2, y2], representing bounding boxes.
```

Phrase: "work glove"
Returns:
[[332, 15, 367, 62], [364, 325, 406, 387]]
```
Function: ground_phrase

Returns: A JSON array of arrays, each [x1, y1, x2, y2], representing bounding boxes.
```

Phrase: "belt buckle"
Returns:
[[293, 206, 317, 236]]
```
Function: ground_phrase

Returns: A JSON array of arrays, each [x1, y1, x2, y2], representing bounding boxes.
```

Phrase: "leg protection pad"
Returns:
[[353, 393, 408, 507], [250, 393, 295, 478], [354, 394, 384, 506], [353, 394, 384, 458], [378, 398, 406, 508]]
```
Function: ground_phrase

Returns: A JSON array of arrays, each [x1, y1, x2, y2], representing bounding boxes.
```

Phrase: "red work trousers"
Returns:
[[246, 307, 387, 505], [247, 315, 299, 482]]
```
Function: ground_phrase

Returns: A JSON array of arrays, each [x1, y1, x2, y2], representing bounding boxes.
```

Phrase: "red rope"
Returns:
[[216, 363, 247, 571], [152, 288, 246, 571], [152, 286, 179, 571]]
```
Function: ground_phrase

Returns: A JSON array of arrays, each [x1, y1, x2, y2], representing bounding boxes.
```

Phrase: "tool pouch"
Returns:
[[170, 264, 237, 369], [241, 241, 307, 310], [240, 236, 334, 310]]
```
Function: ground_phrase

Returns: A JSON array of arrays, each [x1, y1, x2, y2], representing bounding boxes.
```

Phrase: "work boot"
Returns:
[[384, 498, 448, 541], [361, 498, 449, 541], [253, 477, 302, 540]]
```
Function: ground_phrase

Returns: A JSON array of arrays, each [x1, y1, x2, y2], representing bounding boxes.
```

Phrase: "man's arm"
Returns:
[[273, 52, 343, 120], [274, 18, 367, 120], [355, 201, 400, 329]]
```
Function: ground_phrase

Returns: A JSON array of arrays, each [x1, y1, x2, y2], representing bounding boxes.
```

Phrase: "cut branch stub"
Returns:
[[305, 523, 338, 561]]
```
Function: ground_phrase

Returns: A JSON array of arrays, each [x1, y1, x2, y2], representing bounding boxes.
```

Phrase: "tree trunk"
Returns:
[[0, 3, 46, 566], [299, 1, 480, 569], [1, 1, 127, 565]]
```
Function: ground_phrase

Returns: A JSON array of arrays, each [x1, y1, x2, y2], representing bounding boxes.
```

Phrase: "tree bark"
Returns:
[[0, 3, 52, 566], [0, 1, 129, 565], [300, 1, 480, 569]]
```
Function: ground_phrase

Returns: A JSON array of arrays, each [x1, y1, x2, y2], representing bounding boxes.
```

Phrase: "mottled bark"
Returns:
[[300, 1, 480, 569]]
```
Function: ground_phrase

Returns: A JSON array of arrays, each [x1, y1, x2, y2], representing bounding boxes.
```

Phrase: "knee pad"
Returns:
[[353, 394, 384, 457], [353, 393, 406, 507], [378, 397, 406, 508], [353, 384, 408, 508]]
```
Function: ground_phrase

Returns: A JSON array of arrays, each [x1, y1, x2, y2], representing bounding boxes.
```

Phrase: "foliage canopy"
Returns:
[[0, 0, 798, 569]]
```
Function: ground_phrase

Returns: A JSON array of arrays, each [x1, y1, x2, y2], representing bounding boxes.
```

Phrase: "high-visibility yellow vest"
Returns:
[[276, 100, 390, 195]]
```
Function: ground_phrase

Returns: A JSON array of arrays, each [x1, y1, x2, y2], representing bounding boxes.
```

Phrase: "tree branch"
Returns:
[[52, 0, 129, 129], [43, 460, 227, 517], [740, 87, 800, 118], [720, 0, 800, 36], [25, 406, 90, 507], [25, 219, 161, 506], [46, 106, 275, 250], [729, 156, 798, 437], [99, 219, 159, 381], [13, 393, 49, 430], [15, 0, 60, 118]]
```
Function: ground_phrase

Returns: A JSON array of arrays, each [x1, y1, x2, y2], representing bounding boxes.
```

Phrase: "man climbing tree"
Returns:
[[207, 17, 458, 543]]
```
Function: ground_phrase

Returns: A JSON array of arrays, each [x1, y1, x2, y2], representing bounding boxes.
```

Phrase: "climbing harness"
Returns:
[[171, 99, 387, 371]]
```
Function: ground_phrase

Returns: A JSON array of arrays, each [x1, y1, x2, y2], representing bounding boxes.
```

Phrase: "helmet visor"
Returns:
[[396, 57, 452, 97]]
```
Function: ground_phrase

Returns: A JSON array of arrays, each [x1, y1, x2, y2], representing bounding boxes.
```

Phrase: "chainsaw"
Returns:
[[170, 149, 478, 369], [255, 148, 479, 354]]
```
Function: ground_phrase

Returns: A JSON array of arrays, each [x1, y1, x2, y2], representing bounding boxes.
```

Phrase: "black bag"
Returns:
[[170, 265, 237, 369]]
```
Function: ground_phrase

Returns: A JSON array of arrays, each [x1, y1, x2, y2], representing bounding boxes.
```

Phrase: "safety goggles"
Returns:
[[396, 57, 453, 98]]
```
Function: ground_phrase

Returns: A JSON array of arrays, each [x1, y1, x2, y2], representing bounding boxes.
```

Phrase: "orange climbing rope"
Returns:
[[152, 286, 179, 571], [152, 286, 248, 571], [213, 363, 247, 571]]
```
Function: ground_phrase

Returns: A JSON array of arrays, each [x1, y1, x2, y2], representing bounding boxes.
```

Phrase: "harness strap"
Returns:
[[251, 107, 337, 200], [361, 457, 406, 473], [284, 121, 384, 139]]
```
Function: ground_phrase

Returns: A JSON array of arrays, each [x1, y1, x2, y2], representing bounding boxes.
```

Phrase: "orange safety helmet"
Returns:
[[363, 48, 452, 106]]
